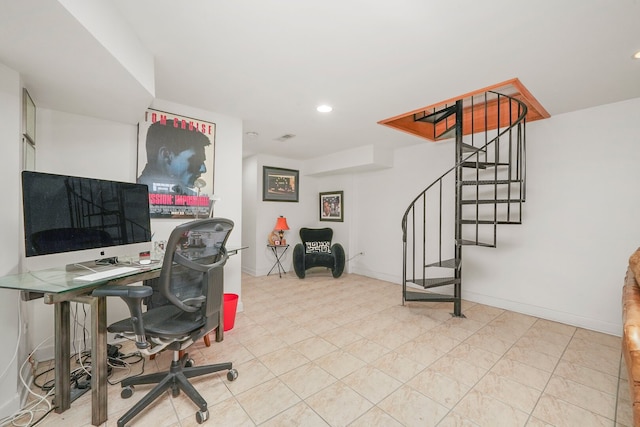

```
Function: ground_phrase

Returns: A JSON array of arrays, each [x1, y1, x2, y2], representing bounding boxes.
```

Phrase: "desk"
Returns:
[[267, 244, 289, 278], [0, 246, 246, 425], [0, 264, 170, 425]]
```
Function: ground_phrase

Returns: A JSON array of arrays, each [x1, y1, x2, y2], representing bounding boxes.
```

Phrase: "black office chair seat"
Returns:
[[93, 218, 238, 427], [108, 305, 206, 339]]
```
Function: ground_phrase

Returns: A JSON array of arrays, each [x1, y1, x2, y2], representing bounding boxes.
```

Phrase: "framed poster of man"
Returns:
[[137, 109, 215, 218]]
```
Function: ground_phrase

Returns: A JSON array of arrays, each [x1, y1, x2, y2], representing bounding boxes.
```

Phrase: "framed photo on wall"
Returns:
[[320, 191, 343, 222], [263, 166, 299, 202], [137, 108, 216, 218]]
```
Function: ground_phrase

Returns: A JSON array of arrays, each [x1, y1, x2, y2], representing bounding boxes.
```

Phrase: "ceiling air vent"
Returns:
[[274, 134, 296, 142]]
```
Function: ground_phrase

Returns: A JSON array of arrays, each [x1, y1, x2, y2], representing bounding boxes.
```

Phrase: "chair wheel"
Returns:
[[172, 385, 180, 397], [121, 385, 134, 399], [227, 369, 238, 381], [196, 409, 209, 424], [185, 358, 195, 368]]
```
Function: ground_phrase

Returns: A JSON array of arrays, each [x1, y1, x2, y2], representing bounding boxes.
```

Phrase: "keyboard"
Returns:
[[73, 266, 139, 282]]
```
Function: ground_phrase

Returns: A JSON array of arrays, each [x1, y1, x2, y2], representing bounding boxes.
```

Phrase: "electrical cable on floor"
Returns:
[[107, 350, 146, 386], [0, 336, 55, 427], [2, 302, 148, 426]]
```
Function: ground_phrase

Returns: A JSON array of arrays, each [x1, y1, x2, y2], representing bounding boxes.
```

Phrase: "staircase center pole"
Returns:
[[453, 99, 464, 317]]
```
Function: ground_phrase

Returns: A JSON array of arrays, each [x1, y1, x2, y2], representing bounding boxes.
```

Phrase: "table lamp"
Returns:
[[274, 216, 290, 245]]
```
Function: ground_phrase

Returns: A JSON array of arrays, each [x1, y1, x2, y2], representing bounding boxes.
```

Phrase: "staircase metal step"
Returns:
[[461, 199, 523, 205], [408, 277, 460, 289], [461, 162, 509, 169], [456, 239, 495, 247], [436, 126, 456, 140], [461, 143, 485, 153], [405, 290, 457, 303], [461, 179, 522, 185], [460, 219, 522, 225], [425, 258, 460, 269], [415, 105, 456, 124]]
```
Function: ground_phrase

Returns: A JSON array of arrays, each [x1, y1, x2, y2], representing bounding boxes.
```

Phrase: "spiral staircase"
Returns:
[[379, 78, 549, 317]]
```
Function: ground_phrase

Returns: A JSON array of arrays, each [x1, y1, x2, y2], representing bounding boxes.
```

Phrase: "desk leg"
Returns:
[[90, 295, 108, 425], [54, 301, 70, 414], [216, 267, 224, 343]]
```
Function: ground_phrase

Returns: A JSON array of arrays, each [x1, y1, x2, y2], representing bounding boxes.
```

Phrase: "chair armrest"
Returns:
[[93, 285, 153, 299], [293, 243, 306, 278], [331, 243, 345, 278], [92, 285, 153, 349]]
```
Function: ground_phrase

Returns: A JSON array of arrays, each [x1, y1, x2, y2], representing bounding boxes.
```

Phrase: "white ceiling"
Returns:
[[2, 0, 639, 160]]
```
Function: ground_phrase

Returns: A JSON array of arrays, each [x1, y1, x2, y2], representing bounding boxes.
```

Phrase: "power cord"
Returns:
[[18, 314, 146, 426], [0, 336, 55, 427], [347, 251, 365, 261]]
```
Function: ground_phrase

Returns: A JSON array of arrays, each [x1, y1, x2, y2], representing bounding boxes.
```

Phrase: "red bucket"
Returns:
[[223, 293, 239, 331]]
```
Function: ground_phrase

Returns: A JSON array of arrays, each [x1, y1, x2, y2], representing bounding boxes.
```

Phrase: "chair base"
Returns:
[[150, 333, 211, 360], [117, 352, 232, 427]]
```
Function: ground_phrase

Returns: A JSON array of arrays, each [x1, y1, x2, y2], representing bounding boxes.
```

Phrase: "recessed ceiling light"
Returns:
[[245, 131, 259, 137], [634, 51, 640, 59], [317, 105, 333, 113]]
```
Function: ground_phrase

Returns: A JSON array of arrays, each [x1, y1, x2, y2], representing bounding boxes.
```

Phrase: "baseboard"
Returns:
[[345, 268, 621, 336], [241, 266, 257, 276], [462, 290, 622, 336], [349, 266, 401, 285]]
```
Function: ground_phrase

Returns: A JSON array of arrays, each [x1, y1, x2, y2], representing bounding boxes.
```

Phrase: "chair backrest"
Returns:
[[299, 227, 333, 254], [158, 218, 234, 334]]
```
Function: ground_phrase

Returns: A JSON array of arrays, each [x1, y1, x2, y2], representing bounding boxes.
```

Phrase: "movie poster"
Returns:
[[137, 109, 215, 218]]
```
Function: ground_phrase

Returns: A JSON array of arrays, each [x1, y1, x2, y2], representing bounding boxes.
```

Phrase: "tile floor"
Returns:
[[17, 272, 633, 426]]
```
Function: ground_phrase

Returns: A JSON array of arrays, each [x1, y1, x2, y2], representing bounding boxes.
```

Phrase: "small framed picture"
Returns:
[[319, 191, 343, 222], [263, 166, 299, 202]]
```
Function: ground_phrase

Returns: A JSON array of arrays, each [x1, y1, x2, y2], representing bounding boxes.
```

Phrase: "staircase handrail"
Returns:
[[401, 92, 528, 241]]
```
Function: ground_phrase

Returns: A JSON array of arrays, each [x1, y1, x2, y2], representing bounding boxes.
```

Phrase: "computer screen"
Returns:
[[21, 171, 152, 269]]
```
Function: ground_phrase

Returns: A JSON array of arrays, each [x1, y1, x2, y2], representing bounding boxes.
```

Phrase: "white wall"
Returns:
[[462, 97, 640, 335], [349, 139, 454, 283], [316, 173, 355, 271], [0, 62, 24, 419], [241, 154, 319, 276], [241, 156, 258, 274]]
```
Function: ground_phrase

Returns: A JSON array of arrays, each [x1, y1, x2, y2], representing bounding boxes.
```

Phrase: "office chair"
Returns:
[[93, 218, 238, 426], [293, 227, 345, 278]]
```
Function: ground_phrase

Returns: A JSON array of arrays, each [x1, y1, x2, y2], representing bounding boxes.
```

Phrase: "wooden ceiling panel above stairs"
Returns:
[[378, 78, 550, 142]]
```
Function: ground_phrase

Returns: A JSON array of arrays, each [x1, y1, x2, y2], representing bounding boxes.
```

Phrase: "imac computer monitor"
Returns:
[[22, 171, 152, 271]]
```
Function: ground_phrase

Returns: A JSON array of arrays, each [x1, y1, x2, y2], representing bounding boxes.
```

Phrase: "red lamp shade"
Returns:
[[273, 216, 290, 244], [274, 216, 290, 232]]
